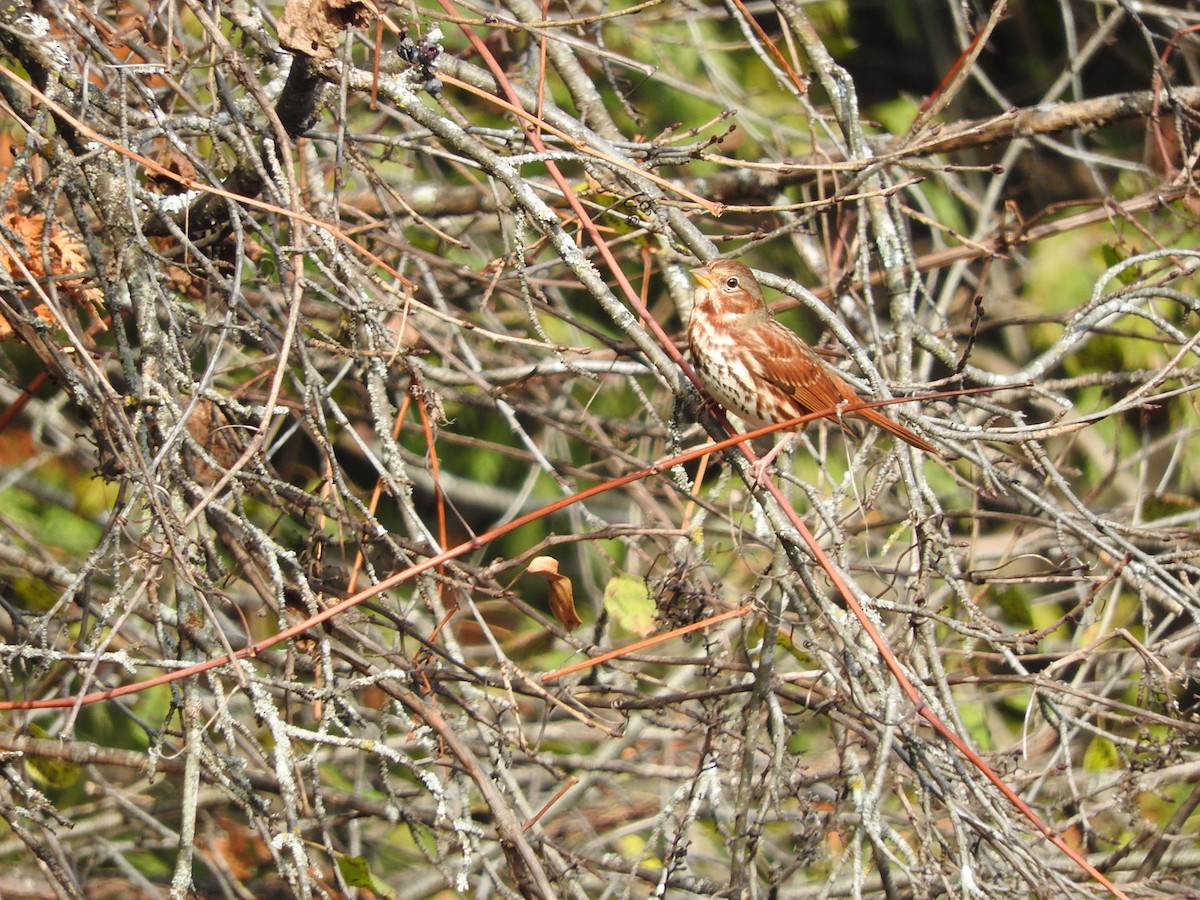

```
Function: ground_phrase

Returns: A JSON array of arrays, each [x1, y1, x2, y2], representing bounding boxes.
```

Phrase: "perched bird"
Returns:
[[687, 259, 937, 479]]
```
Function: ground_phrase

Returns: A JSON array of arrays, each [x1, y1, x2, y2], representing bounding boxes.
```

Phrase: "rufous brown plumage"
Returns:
[[688, 260, 937, 467]]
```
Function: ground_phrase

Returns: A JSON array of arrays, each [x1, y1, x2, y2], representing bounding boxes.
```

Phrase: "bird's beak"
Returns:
[[691, 267, 713, 289]]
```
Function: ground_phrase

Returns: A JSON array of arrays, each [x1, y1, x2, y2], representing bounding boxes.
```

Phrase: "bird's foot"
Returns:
[[748, 434, 793, 488]]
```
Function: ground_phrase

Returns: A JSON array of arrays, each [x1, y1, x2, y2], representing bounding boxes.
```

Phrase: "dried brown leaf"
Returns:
[[278, 0, 370, 60], [527, 556, 582, 631], [0, 212, 102, 340]]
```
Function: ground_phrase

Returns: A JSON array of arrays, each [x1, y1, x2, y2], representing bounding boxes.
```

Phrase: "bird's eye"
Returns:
[[724, 277, 739, 289]]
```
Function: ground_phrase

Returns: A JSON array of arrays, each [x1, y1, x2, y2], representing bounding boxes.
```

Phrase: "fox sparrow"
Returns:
[[687, 260, 937, 477]]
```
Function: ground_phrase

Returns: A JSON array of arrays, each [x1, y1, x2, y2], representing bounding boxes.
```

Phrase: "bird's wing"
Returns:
[[753, 319, 852, 417], [751, 320, 938, 452]]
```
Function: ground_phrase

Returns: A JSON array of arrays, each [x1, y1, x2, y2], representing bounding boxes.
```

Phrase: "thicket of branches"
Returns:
[[1, 0, 1199, 897]]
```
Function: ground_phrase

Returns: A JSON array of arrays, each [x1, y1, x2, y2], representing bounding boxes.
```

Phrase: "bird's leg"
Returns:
[[749, 432, 795, 487]]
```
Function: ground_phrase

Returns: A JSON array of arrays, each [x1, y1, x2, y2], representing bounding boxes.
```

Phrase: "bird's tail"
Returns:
[[856, 405, 939, 455]]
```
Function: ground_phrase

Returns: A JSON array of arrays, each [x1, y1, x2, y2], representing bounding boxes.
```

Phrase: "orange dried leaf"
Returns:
[[0, 211, 102, 337], [527, 556, 582, 631]]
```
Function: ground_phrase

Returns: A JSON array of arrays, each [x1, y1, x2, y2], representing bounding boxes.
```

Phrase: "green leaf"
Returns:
[[957, 696, 994, 752], [336, 855, 398, 899], [1083, 735, 1120, 771], [604, 574, 654, 637], [1100, 242, 1141, 285], [24, 723, 82, 790]]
